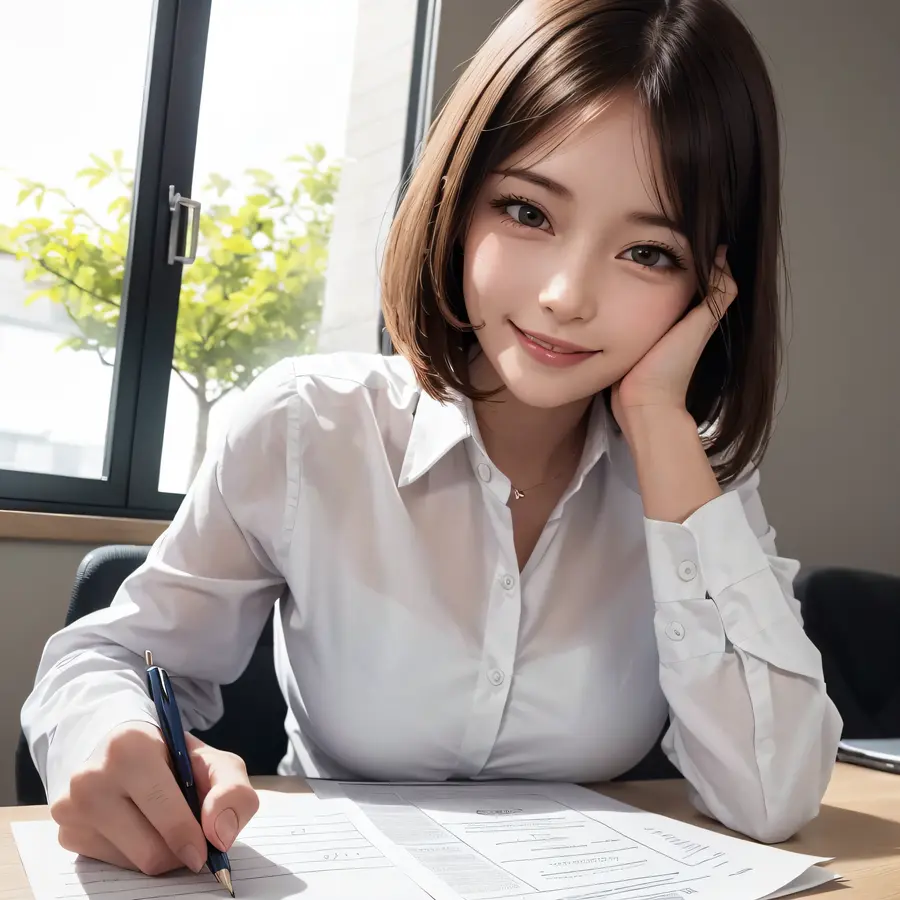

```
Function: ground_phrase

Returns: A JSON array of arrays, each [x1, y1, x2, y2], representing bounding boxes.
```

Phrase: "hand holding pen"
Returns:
[[145, 650, 261, 895], [47, 664, 259, 883]]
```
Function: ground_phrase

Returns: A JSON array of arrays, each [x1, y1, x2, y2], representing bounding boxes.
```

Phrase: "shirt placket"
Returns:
[[455, 442, 522, 778]]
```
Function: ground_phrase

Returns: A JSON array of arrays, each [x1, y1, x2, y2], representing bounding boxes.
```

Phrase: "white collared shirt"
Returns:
[[22, 352, 842, 842]]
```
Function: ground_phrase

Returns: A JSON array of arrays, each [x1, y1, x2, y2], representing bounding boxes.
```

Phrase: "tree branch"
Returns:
[[93, 345, 114, 367], [37, 259, 121, 309], [208, 385, 236, 407], [172, 364, 201, 398], [57, 300, 115, 366], [61, 192, 110, 234]]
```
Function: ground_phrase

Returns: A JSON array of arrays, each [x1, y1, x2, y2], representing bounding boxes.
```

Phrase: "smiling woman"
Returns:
[[383, 0, 781, 487], [462, 92, 702, 410], [23, 0, 842, 870]]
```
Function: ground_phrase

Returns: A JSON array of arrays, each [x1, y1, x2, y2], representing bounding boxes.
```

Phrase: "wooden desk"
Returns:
[[2, 763, 899, 899]]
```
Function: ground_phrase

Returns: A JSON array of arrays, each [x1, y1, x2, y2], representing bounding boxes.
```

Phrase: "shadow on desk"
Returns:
[[597, 769, 900, 865], [792, 803, 900, 863]]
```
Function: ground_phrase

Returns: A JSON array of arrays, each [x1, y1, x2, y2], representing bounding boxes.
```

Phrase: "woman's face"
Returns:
[[462, 89, 700, 409]]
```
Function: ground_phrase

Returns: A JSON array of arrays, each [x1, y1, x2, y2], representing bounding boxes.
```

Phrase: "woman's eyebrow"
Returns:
[[497, 167, 573, 199], [627, 210, 687, 240], [497, 167, 689, 242]]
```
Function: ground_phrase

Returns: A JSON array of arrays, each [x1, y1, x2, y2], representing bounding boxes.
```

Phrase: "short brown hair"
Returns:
[[381, 0, 784, 486]]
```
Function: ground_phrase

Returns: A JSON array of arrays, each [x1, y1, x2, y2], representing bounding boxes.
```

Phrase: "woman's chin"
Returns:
[[494, 367, 603, 410]]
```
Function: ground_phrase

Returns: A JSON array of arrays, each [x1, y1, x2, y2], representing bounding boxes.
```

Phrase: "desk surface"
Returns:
[[2, 763, 899, 900]]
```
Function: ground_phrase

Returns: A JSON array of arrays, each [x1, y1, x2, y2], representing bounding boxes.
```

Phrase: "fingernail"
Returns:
[[179, 845, 204, 874], [215, 809, 239, 849]]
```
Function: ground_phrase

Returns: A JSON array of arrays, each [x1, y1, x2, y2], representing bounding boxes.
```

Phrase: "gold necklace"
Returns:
[[511, 469, 570, 500], [509, 446, 580, 500]]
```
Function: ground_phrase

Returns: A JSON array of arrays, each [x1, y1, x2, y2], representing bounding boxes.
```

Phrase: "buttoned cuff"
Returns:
[[44, 698, 158, 804], [644, 490, 783, 664], [645, 491, 766, 596]]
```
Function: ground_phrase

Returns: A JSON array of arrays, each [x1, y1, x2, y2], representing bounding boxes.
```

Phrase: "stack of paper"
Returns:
[[313, 781, 839, 900], [12, 782, 839, 900]]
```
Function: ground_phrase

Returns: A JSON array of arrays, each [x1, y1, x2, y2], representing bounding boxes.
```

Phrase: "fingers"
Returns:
[[60, 771, 189, 876], [120, 771, 208, 872], [57, 823, 141, 872], [87, 789, 189, 875], [105, 725, 209, 872], [189, 733, 259, 852], [51, 721, 257, 879], [676, 248, 737, 355], [55, 723, 208, 875], [707, 245, 737, 321]]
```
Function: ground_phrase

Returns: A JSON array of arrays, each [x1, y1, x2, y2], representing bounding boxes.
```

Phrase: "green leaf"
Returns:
[[207, 173, 232, 197], [16, 185, 36, 205], [89, 153, 113, 172], [245, 168, 274, 186]]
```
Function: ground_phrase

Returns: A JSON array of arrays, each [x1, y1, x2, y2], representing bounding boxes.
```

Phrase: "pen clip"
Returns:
[[146, 653, 195, 791]]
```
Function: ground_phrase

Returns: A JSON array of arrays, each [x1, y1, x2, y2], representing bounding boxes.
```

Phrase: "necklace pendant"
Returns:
[[512, 487, 525, 500]]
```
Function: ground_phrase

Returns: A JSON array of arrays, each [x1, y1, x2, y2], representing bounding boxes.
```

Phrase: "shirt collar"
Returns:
[[553, 396, 610, 507], [398, 388, 613, 492], [398, 389, 471, 488]]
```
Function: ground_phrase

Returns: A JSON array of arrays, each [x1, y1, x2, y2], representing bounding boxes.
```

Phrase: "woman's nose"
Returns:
[[537, 265, 597, 323]]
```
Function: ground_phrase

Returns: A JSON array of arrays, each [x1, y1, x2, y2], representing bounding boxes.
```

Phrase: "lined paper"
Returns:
[[12, 792, 431, 900]]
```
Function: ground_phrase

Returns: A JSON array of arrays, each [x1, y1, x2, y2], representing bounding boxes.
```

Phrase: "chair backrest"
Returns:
[[16, 545, 286, 805], [796, 566, 900, 739]]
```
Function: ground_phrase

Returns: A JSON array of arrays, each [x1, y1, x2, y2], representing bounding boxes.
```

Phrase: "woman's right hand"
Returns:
[[50, 722, 259, 875]]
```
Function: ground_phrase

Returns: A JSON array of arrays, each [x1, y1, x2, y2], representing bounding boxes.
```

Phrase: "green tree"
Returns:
[[0, 146, 340, 483]]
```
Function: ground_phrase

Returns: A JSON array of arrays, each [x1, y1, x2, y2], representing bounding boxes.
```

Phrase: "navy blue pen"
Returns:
[[144, 651, 235, 896]]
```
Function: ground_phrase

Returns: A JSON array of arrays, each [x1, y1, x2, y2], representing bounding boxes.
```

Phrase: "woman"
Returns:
[[22, 0, 841, 877]]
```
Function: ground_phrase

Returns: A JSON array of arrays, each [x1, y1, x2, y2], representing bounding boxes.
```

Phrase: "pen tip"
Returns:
[[215, 869, 234, 897]]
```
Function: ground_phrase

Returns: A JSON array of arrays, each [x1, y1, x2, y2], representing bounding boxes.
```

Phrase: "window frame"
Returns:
[[0, 0, 436, 519]]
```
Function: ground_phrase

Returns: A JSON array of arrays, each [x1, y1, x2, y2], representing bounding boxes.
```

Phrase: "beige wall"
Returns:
[[727, 0, 900, 575], [3, 0, 898, 807], [1, 542, 98, 806], [317, 0, 421, 353]]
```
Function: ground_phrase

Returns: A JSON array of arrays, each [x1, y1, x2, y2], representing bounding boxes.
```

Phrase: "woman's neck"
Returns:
[[469, 356, 591, 490]]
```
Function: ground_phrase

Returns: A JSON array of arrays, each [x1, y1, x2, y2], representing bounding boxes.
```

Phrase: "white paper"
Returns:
[[312, 780, 839, 900], [11, 792, 432, 900]]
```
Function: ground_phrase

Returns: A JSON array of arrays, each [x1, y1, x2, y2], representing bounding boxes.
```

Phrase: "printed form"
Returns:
[[313, 781, 839, 900], [12, 792, 432, 900]]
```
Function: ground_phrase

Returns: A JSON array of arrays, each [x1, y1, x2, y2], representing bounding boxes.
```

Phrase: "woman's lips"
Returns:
[[511, 323, 599, 368]]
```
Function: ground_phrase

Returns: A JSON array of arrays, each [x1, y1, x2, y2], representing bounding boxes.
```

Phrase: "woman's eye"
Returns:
[[622, 245, 675, 269], [506, 202, 549, 230]]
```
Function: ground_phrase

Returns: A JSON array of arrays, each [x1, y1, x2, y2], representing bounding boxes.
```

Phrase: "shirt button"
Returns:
[[488, 668, 505, 686], [665, 621, 686, 642], [477, 463, 492, 482], [500, 573, 516, 591], [677, 560, 697, 582]]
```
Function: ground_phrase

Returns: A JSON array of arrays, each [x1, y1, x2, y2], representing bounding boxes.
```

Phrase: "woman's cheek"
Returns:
[[464, 225, 546, 320], [603, 281, 689, 357]]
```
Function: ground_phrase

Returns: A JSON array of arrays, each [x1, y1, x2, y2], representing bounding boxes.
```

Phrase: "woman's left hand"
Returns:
[[611, 245, 738, 438]]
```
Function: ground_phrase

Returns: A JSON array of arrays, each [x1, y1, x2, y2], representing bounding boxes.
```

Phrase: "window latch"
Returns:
[[167, 185, 201, 265]]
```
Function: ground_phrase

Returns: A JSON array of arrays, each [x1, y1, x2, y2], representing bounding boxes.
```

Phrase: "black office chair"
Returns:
[[796, 566, 900, 739], [16, 544, 287, 805]]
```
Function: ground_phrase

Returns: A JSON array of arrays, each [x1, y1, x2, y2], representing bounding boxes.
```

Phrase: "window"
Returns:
[[0, 2, 153, 481], [0, 0, 434, 516]]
